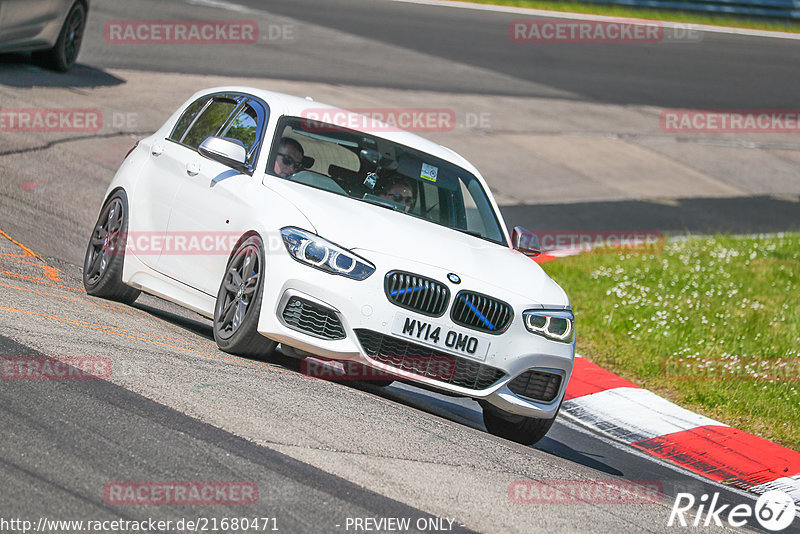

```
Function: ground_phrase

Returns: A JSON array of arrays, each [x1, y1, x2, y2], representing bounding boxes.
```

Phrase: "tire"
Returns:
[[83, 190, 141, 304], [482, 404, 558, 446], [33, 2, 86, 72], [213, 235, 277, 357]]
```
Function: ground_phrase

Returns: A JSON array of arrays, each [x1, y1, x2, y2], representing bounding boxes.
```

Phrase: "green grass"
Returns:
[[542, 233, 800, 449], [462, 0, 800, 33]]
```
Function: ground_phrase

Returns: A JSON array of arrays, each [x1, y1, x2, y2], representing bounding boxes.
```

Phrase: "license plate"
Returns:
[[390, 313, 490, 361]]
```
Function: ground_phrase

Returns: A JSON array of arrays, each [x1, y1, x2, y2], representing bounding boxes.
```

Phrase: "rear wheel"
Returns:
[[482, 404, 558, 446], [33, 1, 86, 71], [213, 235, 277, 357], [83, 191, 140, 304]]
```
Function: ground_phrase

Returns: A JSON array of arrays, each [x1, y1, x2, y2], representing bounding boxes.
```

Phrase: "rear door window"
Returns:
[[179, 98, 238, 149], [169, 97, 209, 143]]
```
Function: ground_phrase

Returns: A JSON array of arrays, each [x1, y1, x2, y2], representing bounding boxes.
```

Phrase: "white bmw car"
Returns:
[[83, 87, 575, 445]]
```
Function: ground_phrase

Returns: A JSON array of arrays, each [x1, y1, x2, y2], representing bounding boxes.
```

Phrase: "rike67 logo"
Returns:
[[669, 490, 796, 531]]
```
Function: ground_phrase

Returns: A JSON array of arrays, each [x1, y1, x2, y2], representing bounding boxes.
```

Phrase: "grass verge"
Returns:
[[460, 0, 800, 33], [542, 233, 800, 450]]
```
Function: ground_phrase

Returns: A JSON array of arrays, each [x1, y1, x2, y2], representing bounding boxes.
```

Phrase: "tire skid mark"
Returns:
[[1, 277, 218, 350], [0, 270, 81, 291], [0, 280, 145, 317], [0, 306, 293, 376], [0, 258, 61, 281], [0, 228, 62, 281], [0, 131, 149, 158]]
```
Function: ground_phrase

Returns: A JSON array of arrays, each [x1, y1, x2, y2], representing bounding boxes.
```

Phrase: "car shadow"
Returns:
[[347, 378, 624, 475], [131, 301, 215, 342], [128, 300, 306, 375], [0, 55, 124, 88], [127, 298, 623, 475], [535, 435, 624, 476]]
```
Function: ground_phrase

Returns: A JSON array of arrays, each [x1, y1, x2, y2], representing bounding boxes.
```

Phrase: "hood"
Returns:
[[266, 179, 569, 306]]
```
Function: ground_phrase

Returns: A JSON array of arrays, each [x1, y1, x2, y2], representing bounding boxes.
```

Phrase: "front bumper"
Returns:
[[257, 248, 575, 419]]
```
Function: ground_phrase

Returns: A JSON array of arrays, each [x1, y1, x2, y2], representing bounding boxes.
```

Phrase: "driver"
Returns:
[[274, 137, 305, 178], [377, 178, 416, 213]]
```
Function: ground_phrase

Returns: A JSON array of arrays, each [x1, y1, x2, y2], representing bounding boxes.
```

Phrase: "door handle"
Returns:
[[151, 144, 164, 157], [186, 162, 200, 176]]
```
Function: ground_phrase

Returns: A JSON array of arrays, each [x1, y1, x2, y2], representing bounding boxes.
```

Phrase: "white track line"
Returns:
[[391, 0, 800, 40], [563, 387, 726, 443], [186, 0, 263, 14], [751, 475, 800, 501]]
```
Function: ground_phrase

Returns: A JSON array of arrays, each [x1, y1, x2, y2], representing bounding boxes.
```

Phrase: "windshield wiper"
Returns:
[[457, 229, 484, 238], [360, 196, 405, 213]]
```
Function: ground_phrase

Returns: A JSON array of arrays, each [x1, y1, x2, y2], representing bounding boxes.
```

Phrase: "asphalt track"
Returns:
[[0, 334, 468, 534], [0, 256, 765, 533], [68, 0, 800, 235], [1, 0, 798, 532], [86, 0, 800, 109]]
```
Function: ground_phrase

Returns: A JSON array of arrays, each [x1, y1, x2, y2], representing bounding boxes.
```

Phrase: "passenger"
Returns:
[[274, 137, 305, 178]]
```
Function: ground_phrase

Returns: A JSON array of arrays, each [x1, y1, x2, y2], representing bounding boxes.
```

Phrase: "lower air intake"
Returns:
[[281, 297, 346, 340], [507, 370, 562, 402], [354, 329, 506, 390]]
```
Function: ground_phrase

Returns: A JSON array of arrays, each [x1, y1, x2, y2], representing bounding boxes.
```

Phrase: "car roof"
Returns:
[[194, 85, 484, 179]]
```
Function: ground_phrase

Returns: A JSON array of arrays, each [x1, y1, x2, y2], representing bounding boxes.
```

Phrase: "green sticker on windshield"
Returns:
[[421, 163, 438, 182]]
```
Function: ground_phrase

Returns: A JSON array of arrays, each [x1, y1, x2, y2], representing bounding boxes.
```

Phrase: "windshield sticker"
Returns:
[[421, 163, 438, 182]]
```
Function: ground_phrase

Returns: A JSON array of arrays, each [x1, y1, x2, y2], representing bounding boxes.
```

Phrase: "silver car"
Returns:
[[0, 0, 88, 71]]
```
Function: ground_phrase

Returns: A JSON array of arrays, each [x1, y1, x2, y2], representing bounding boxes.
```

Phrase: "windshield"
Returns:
[[268, 116, 507, 245]]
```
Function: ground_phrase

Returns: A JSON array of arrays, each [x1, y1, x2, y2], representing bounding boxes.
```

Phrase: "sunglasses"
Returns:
[[277, 152, 303, 168], [387, 193, 415, 205]]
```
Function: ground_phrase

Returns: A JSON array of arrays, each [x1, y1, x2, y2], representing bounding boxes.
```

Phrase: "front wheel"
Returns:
[[83, 191, 140, 304], [482, 404, 558, 446], [213, 235, 277, 357]]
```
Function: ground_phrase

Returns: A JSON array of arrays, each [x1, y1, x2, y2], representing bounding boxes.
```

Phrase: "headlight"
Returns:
[[522, 310, 574, 343], [280, 227, 375, 280]]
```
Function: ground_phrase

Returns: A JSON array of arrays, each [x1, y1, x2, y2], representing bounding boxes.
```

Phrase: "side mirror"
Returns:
[[511, 226, 541, 256], [198, 137, 249, 174]]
